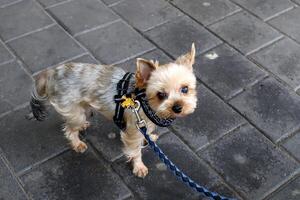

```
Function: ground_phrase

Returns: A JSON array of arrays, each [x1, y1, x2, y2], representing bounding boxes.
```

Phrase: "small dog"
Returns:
[[30, 44, 197, 178]]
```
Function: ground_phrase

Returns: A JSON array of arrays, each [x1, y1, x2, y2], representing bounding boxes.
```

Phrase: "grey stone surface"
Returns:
[[69, 54, 100, 64], [172, 84, 245, 151], [266, 176, 300, 200], [0, 0, 19, 7], [113, 132, 238, 200], [0, 42, 13, 64], [231, 0, 294, 20], [0, 107, 67, 172], [195, 44, 267, 99], [0, 0, 53, 41], [101, 0, 120, 6], [86, 112, 124, 162], [116, 48, 172, 72], [146, 16, 222, 58], [269, 8, 300, 43], [0, 157, 27, 200], [77, 21, 154, 64], [0, 62, 32, 111], [0, 0, 299, 198], [282, 132, 300, 161], [171, 0, 240, 26], [112, 0, 182, 31], [250, 38, 300, 90], [199, 124, 299, 199], [21, 150, 131, 200], [48, 0, 119, 35], [230, 78, 300, 141], [209, 11, 282, 55], [37, 0, 68, 7], [0, 99, 13, 115], [7, 25, 85, 73]]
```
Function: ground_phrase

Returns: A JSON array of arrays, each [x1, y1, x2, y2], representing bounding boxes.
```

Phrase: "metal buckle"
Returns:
[[130, 100, 147, 130], [129, 100, 148, 148]]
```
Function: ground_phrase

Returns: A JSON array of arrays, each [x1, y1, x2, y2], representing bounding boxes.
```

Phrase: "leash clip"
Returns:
[[130, 100, 147, 130]]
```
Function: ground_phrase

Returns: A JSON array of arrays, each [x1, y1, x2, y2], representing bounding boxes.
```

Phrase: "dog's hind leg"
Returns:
[[54, 104, 89, 153]]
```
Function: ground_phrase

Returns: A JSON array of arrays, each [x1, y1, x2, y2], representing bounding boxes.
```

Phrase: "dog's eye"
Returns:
[[181, 86, 189, 94], [157, 92, 168, 100]]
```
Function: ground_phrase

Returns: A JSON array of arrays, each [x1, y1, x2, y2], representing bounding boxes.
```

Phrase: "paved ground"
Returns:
[[0, 0, 300, 199]]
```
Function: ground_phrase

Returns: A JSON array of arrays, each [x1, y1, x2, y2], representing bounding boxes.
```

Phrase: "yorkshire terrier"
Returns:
[[30, 44, 197, 178]]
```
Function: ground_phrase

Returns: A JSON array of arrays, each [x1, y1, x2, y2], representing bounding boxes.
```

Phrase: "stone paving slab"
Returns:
[[76, 20, 155, 64], [69, 54, 100, 64], [86, 112, 124, 162], [112, 0, 182, 32], [250, 38, 300, 90], [0, 0, 53, 42], [172, 84, 245, 151], [0, 107, 67, 172], [112, 132, 239, 200], [230, 78, 300, 142], [282, 132, 300, 161], [0, 0, 18, 7], [171, 0, 240, 26], [0, 41, 13, 64], [101, 0, 120, 6], [209, 11, 282, 55], [0, 0, 300, 199], [0, 61, 32, 113], [37, 0, 67, 8], [7, 25, 85, 74], [266, 175, 300, 200], [48, 0, 119, 35], [269, 8, 300, 43], [231, 0, 295, 20], [198, 124, 299, 200], [21, 149, 131, 200], [0, 99, 14, 115], [116, 48, 172, 72], [195, 44, 267, 99], [145, 15, 222, 58], [0, 156, 27, 200]]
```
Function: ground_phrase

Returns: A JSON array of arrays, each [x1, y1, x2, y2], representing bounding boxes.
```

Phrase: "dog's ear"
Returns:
[[175, 43, 196, 70], [136, 58, 158, 87]]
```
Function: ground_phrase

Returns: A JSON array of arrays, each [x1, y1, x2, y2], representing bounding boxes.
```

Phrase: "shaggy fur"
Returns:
[[30, 44, 197, 178]]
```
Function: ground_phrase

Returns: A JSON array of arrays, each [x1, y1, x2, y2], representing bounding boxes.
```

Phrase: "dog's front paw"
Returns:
[[149, 133, 159, 142], [133, 162, 148, 178], [73, 141, 88, 153]]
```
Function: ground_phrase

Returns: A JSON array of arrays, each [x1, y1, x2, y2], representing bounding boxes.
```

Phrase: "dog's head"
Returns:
[[135, 44, 197, 119]]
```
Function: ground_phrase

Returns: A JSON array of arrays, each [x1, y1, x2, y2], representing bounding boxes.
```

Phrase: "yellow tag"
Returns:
[[121, 96, 135, 108]]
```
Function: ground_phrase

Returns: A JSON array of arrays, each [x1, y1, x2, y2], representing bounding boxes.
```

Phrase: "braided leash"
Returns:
[[130, 101, 236, 200]]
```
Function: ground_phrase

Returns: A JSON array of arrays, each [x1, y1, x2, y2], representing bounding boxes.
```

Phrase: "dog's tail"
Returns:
[[30, 70, 49, 121]]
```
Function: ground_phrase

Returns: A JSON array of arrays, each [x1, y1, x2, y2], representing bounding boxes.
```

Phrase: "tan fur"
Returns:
[[31, 44, 197, 178]]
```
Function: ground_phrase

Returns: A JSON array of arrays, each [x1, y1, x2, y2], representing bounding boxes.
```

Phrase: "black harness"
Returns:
[[113, 72, 174, 130]]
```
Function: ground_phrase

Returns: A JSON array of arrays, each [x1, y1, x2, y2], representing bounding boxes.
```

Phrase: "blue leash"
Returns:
[[121, 98, 236, 200], [138, 126, 236, 200]]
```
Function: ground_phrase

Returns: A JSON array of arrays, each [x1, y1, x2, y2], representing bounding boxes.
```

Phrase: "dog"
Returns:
[[30, 44, 197, 178]]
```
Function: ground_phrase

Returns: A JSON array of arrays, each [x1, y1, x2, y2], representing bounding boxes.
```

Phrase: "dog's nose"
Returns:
[[172, 104, 182, 113]]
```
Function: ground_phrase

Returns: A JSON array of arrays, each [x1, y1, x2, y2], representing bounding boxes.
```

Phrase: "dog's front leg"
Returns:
[[121, 129, 148, 178]]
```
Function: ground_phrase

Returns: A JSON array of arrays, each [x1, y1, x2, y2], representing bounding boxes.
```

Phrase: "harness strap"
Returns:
[[113, 72, 174, 130], [113, 72, 134, 130]]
